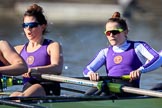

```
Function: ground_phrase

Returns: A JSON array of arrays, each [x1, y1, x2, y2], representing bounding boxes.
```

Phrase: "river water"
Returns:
[[1, 9, 162, 95]]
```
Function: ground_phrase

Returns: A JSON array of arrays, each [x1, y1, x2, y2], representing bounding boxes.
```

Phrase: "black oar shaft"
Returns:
[[2, 95, 115, 102], [0, 99, 44, 108], [74, 75, 130, 80]]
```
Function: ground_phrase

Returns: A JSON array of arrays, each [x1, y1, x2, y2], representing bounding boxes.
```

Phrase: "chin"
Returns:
[[110, 42, 117, 46]]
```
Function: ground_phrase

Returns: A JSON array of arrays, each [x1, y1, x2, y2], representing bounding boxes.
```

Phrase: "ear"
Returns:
[[124, 30, 128, 35], [41, 24, 47, 31]]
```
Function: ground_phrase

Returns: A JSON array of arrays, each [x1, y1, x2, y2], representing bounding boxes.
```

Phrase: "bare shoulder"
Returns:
[[47, 41, 62, 54], [48, 41, 62, 49]]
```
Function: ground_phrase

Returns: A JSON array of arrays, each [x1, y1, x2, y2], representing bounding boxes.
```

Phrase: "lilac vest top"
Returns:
[[20, 39, 52, 83], [106, 41, 142, 77]]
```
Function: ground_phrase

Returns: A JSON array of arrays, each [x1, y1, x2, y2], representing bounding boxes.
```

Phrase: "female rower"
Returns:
[[83, 12, 162, 96], [10, 4, 63, 98]]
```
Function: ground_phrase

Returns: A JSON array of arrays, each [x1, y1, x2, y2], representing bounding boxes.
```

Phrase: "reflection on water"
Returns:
[[1, 12, 162, 91]]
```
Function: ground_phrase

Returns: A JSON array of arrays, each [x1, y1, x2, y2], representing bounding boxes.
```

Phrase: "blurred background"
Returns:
[[0, 0, 162, 93]]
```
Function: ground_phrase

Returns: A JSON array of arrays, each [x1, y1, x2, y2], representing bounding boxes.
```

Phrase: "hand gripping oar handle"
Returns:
[[41, 74, 162, 98]]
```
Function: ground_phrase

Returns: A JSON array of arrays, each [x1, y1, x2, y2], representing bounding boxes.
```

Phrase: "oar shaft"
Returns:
[[40, 74, 162, 98], [0, 92, 11, 95], [122, 86, 162, 98], [61, 87, 85, 94], [41, 74, 98, 87], [74, 75, 130, 81]]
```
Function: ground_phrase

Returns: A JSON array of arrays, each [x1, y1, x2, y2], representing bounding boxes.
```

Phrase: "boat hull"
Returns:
[[38, 98, 162, 108], [0, 97, 162, 108]]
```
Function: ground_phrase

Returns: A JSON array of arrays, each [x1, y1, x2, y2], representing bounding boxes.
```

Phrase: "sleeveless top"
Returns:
[[106, 41, 143, 76], [20, 39, 52, 84], [106, 41, 143, 86]]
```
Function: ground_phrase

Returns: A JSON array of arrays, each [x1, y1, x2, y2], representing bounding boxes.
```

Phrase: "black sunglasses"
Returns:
[[22, 22, 39, 29]]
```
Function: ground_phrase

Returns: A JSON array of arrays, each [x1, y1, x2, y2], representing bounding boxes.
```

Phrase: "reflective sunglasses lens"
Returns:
[[111, 31, 120, 35], [22, 23, 27, 28], [22, 22, 39, 28], [106, 31, 111, 36]]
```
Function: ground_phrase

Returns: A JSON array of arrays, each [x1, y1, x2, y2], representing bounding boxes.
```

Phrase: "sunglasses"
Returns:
[[22, 22, 39, 29], [104, 28, 123, 36]]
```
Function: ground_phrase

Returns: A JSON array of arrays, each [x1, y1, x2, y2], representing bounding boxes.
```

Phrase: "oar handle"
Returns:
[[121, 75, 130, 80]]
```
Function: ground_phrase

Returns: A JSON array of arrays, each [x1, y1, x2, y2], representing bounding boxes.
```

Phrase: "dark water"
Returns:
[[1, 11, 162, 94]]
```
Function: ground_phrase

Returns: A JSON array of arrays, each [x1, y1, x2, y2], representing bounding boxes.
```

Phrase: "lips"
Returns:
[[27, 32, 32, 36], [110, 38, 116, 41]]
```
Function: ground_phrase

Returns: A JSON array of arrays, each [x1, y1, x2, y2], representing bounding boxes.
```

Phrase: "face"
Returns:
[[23, 16, 45, 40], [105, 22, 127, 46]]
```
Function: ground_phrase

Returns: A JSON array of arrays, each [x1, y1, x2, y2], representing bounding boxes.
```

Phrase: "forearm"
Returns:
[[83, 59, 105, 76], [139, 55, 162, 73], [83, 49, 107, 76], [30, 64, 63, 75], [136, 42, 161, 73], [0, 63, 28, 76]]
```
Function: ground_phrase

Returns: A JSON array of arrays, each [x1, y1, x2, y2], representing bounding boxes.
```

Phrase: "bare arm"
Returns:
[[30, 42, 63, 75], [0, 40, 28, 76]]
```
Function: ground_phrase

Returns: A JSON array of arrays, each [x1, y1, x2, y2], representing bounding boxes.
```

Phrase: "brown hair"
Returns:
[[112, 12, 120, 18], [108, 12, 128, 31], [24, 4, 47, 34]]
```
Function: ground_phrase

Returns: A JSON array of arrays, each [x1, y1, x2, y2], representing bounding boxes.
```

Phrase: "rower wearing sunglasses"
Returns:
[[83, 12, 162, 96], [10, 4, 63, 101]]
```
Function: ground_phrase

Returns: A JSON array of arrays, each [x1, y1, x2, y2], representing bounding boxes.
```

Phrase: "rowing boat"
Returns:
[[0, 74, 162, 108], [34, 97, 162, 108], [0, 95, 162, 108]]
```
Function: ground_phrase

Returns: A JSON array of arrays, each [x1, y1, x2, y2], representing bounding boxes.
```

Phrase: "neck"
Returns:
[[115, 40, 127, 47], [28, 38, 44, 47]]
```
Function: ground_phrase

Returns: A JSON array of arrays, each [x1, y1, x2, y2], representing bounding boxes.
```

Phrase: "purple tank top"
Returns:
[[106, 41, 142, 76], [20, 39, 52, 83]]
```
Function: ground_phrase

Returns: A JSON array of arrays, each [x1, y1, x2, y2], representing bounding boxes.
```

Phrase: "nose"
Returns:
[[109, 33, 114, 37], [26, 26, 32, 29]]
